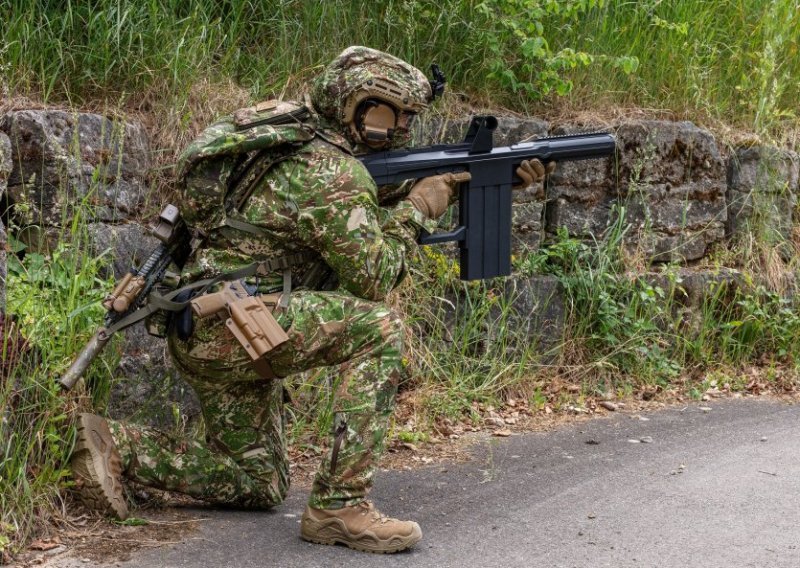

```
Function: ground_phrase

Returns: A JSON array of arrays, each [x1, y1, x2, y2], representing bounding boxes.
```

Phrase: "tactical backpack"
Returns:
[[138, 101, 330, 344], [176, 99, 318, 235]]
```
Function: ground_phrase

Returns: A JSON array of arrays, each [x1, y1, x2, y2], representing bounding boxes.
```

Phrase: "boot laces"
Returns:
[[358, 500, 392, 524]]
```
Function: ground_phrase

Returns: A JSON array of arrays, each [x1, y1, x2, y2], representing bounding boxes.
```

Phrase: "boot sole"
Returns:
[[71, 413, 129, 520], [301, 517, 422, 554]]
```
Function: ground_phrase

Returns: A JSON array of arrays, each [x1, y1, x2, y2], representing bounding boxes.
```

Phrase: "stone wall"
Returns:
[[415, 115, 799, 265], [1, 108, 798, 426], [418, 114, 799, 363], [0, 110, 192, 426], [550, 120, 728, 262], [1, 110, 151, 227], [727, 146, 799, 258], [0, 110, 159, 280]]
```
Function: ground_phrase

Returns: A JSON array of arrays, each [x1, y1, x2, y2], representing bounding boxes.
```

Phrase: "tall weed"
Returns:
[[2, 0, 797, 136], [1, 202, 116, 555], [398, 246, 548, 422], [553, 0, 800, 135]]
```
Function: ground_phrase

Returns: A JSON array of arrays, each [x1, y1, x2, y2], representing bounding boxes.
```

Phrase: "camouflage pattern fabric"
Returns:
[[107, 46, 434, 512], [177, 120, 315, 233], [108, 290, 403, 509], [180, 136, 431, 300]]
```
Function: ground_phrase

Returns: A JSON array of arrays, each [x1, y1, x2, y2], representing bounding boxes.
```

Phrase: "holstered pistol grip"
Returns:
[[190, 282, 289, 362]]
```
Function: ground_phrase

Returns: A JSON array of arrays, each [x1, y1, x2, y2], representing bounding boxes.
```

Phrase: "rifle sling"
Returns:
[[103, 251, 315, 336], [222, 217, 275, 236]]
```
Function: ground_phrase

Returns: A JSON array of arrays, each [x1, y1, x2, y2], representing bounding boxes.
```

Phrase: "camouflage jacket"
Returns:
[[179, 135, 429, 302]]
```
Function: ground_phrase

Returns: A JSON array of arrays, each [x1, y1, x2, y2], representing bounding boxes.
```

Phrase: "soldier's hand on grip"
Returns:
[[514, 159, 556, 190], [405, 172, 472, 219]]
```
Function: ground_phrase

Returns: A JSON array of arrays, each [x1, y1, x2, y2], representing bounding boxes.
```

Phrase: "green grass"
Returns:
[[514, 226, 800, 393], [397, 245, 549, 423], [552, 0, 800, 135], [1, 0, 797, 138], [0, 206, 117, 557]]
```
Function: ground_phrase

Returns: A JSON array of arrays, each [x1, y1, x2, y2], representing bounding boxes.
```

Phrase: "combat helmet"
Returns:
[[311, 46, 433, 150]]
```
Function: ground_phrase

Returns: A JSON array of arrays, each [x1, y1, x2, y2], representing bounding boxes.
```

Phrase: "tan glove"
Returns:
[[514, 159, 556, 189], [405, 172, 472, 219]]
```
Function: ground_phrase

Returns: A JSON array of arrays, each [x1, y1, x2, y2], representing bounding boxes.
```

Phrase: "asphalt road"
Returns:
[[74, 399, 800, 568]]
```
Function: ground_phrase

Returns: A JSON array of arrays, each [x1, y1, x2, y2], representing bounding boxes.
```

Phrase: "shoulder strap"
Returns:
[[225, 152, 296, 215]]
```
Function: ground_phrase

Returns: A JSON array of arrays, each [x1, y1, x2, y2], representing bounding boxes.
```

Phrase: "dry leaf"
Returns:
[[30, 539, 61, 551]]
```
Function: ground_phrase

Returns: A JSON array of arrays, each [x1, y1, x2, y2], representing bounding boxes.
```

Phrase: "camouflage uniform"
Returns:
[[107, 47, 433, 510]]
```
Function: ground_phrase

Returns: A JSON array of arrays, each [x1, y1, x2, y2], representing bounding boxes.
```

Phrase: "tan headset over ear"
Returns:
[[354, 100, 397, 148], [339, 74, 428, 149]]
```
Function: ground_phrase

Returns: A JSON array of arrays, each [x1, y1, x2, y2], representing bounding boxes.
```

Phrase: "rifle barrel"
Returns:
[[58, 328, 112, 391], [358, 125, 616, 280], [360, 132, 616, 185]]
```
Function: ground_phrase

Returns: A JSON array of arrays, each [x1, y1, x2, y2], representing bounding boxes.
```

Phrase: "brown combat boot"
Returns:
[[301, 501, 422, 553], [70, 413, 129, 520]]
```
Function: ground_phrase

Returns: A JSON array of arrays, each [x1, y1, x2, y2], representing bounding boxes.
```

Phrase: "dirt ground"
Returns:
[[14, 508, 203, 567]]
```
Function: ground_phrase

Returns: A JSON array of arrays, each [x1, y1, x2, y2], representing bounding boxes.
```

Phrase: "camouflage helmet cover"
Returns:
[[311, 46, 432, 145]]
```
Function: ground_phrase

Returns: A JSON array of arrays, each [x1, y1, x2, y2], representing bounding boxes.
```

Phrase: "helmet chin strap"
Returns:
[[356, 100, 397, 149]]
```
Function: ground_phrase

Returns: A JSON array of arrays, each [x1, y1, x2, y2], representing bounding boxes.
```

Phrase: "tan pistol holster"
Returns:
[[190, 281, 288, 379]]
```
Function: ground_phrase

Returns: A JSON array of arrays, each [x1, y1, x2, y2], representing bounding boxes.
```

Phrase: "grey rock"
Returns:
[[675, 269, 744, 307], [546, 120, 727, 262], [633, 226, 725, 263], [0, 132, 9, 314], [485, 416, 506, 428], [726, 146, 799, 246], [413, 114, 549, 147], [11, 216, 159, 270], [441, 274, 567, 362], [491, 116, 549, 147], [512, 200, 544, 253], [0, 110, 151, 227], [87, 221, 159, 280], [728, 146, 799, 194], [644, 268, 743, 309], [545, 123, 623, 240], [642, 268, 746, 332], [0, 130, 10, 197], [0, 220, 6, 314], [545, 195, 617, 237], [85, 222, 198, 428], [512, 181, 546, 204], [502, 275, 566, 359], [108, 323, 200, 429], [548, 122, 617, 199], [624, 181, 727, 232], [616, 120, 725, 190], [411, 114, 468, 145]]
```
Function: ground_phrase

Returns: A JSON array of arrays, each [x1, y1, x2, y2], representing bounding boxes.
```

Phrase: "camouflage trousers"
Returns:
[[107, 289, 403, 510]]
